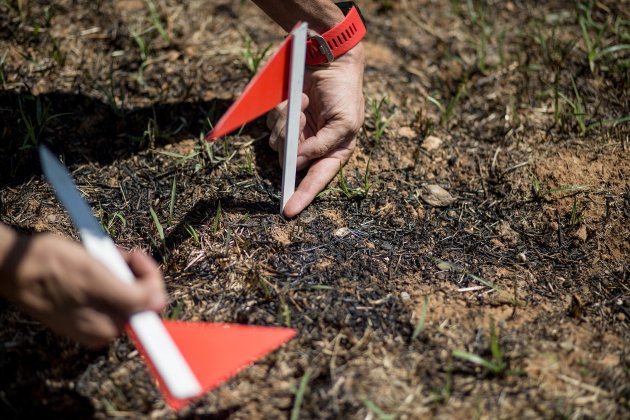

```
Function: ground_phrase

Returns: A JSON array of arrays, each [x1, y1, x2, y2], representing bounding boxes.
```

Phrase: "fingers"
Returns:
[[283, 157, 345, 218], [278, 112, 307, 168], [73, 251, 166, 348], [124, 251, 166, 312], [87, 254, 165, 318], [71, 309, 120, 348], [296, 123, 347, 170], [267, 100, 287, 152], [267, 94, 309, 153]]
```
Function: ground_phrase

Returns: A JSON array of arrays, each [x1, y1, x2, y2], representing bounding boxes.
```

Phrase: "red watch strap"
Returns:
[[305, 6, 366, 65]]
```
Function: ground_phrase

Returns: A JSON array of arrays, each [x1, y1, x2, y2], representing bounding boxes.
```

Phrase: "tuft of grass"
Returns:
[[241, 148, 254, 175], [452, 318, 521, 377], [529, 20, 576, 128], [101, 211, 127, 237], [587, 115, 630, 131], [569, 197, 585, 226], [130, 29, 149, 61], [212, 200, 222, 234], [578, 2, 630, 73], [149, 207, 165, 241], [328, 159, 371, 200], [531, 173, 589, 200], [149, 207, 168, 259], [369, 96, 396, 144], [142, 114, 159, 148], [241, 34, 271, 75], [17, 95, 69, 149], [465, 0, 492, 73], [411, 295, 429, 341], [184, 223, 201, 245], [558, 76, 587, 133], [290, 371, 311, 420], [427, 80, 467, 127], [146, 0, 169, 43]]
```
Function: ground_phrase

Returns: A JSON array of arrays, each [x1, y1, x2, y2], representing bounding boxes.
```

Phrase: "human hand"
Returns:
[[0, 233, 166, 348], [267, 44, 365, 218]]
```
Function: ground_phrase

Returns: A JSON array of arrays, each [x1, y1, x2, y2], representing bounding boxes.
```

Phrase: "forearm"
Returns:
[[0, 223, 19, 298], [252, 0, 346, 33]]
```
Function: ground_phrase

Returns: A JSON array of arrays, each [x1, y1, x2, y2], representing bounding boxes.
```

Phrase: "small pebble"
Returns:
[[573, 224, 587, 242], [617, 313, 626, 322], [421, 135, 443, 151], [333, 227, 351, 238], [46, 214, 57, 223], [517, 252, 527, 263], [400, 292, 411, 302], [616, 299, 624, 306], [397, 126, 417, 139]]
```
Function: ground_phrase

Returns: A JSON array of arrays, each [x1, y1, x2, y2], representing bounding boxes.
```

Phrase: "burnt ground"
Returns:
[[0, 0, 629, 418]]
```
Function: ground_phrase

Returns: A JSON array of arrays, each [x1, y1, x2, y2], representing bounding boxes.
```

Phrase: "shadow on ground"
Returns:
[[0, 91, 232, 186]]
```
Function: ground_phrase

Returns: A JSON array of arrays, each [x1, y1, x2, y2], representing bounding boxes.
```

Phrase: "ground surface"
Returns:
[[0, 0, 629, 418]]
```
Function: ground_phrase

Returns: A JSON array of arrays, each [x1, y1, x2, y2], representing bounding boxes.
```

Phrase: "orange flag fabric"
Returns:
[[128, 321, 296, 411], [206, 35, 292, 140]]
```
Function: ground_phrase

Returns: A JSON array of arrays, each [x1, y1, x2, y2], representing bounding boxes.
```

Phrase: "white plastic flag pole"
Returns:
[[280, 22, 308, 214]]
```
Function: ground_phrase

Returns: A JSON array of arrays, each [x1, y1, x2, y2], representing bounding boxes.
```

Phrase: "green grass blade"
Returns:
[[149, 207, 165, 242], [596, 43, 630, 59], [363, 399, 396, 420], [411, 295, 429, 341], [453, 350, 501, 374], [290, 371, 311, 420], [489, 319, 503, 363], [169, 175, 177, 222], [213, 200, 222, 233]]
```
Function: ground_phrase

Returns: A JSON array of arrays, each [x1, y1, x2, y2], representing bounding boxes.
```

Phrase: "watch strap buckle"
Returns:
[[308, 34, 334, 64]]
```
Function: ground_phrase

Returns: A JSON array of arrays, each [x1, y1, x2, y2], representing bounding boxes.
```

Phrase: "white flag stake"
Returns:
[[280, 22, 308, 214]]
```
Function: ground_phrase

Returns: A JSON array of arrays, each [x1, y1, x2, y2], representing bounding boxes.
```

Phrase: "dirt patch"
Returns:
[[0, 0, 628, 419]]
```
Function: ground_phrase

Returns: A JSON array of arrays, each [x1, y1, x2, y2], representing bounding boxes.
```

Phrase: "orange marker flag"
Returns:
[[206, 34, 292, 141], [128, 321, 296, 410]]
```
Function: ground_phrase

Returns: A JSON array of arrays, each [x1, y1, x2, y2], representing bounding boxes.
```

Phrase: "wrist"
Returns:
[[305, 3, 366, 66], [253, 1, 345, 34], [335, 41, 364, 64]]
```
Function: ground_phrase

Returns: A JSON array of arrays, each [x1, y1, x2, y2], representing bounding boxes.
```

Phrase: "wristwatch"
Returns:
[[305, 2, 367, 65]]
